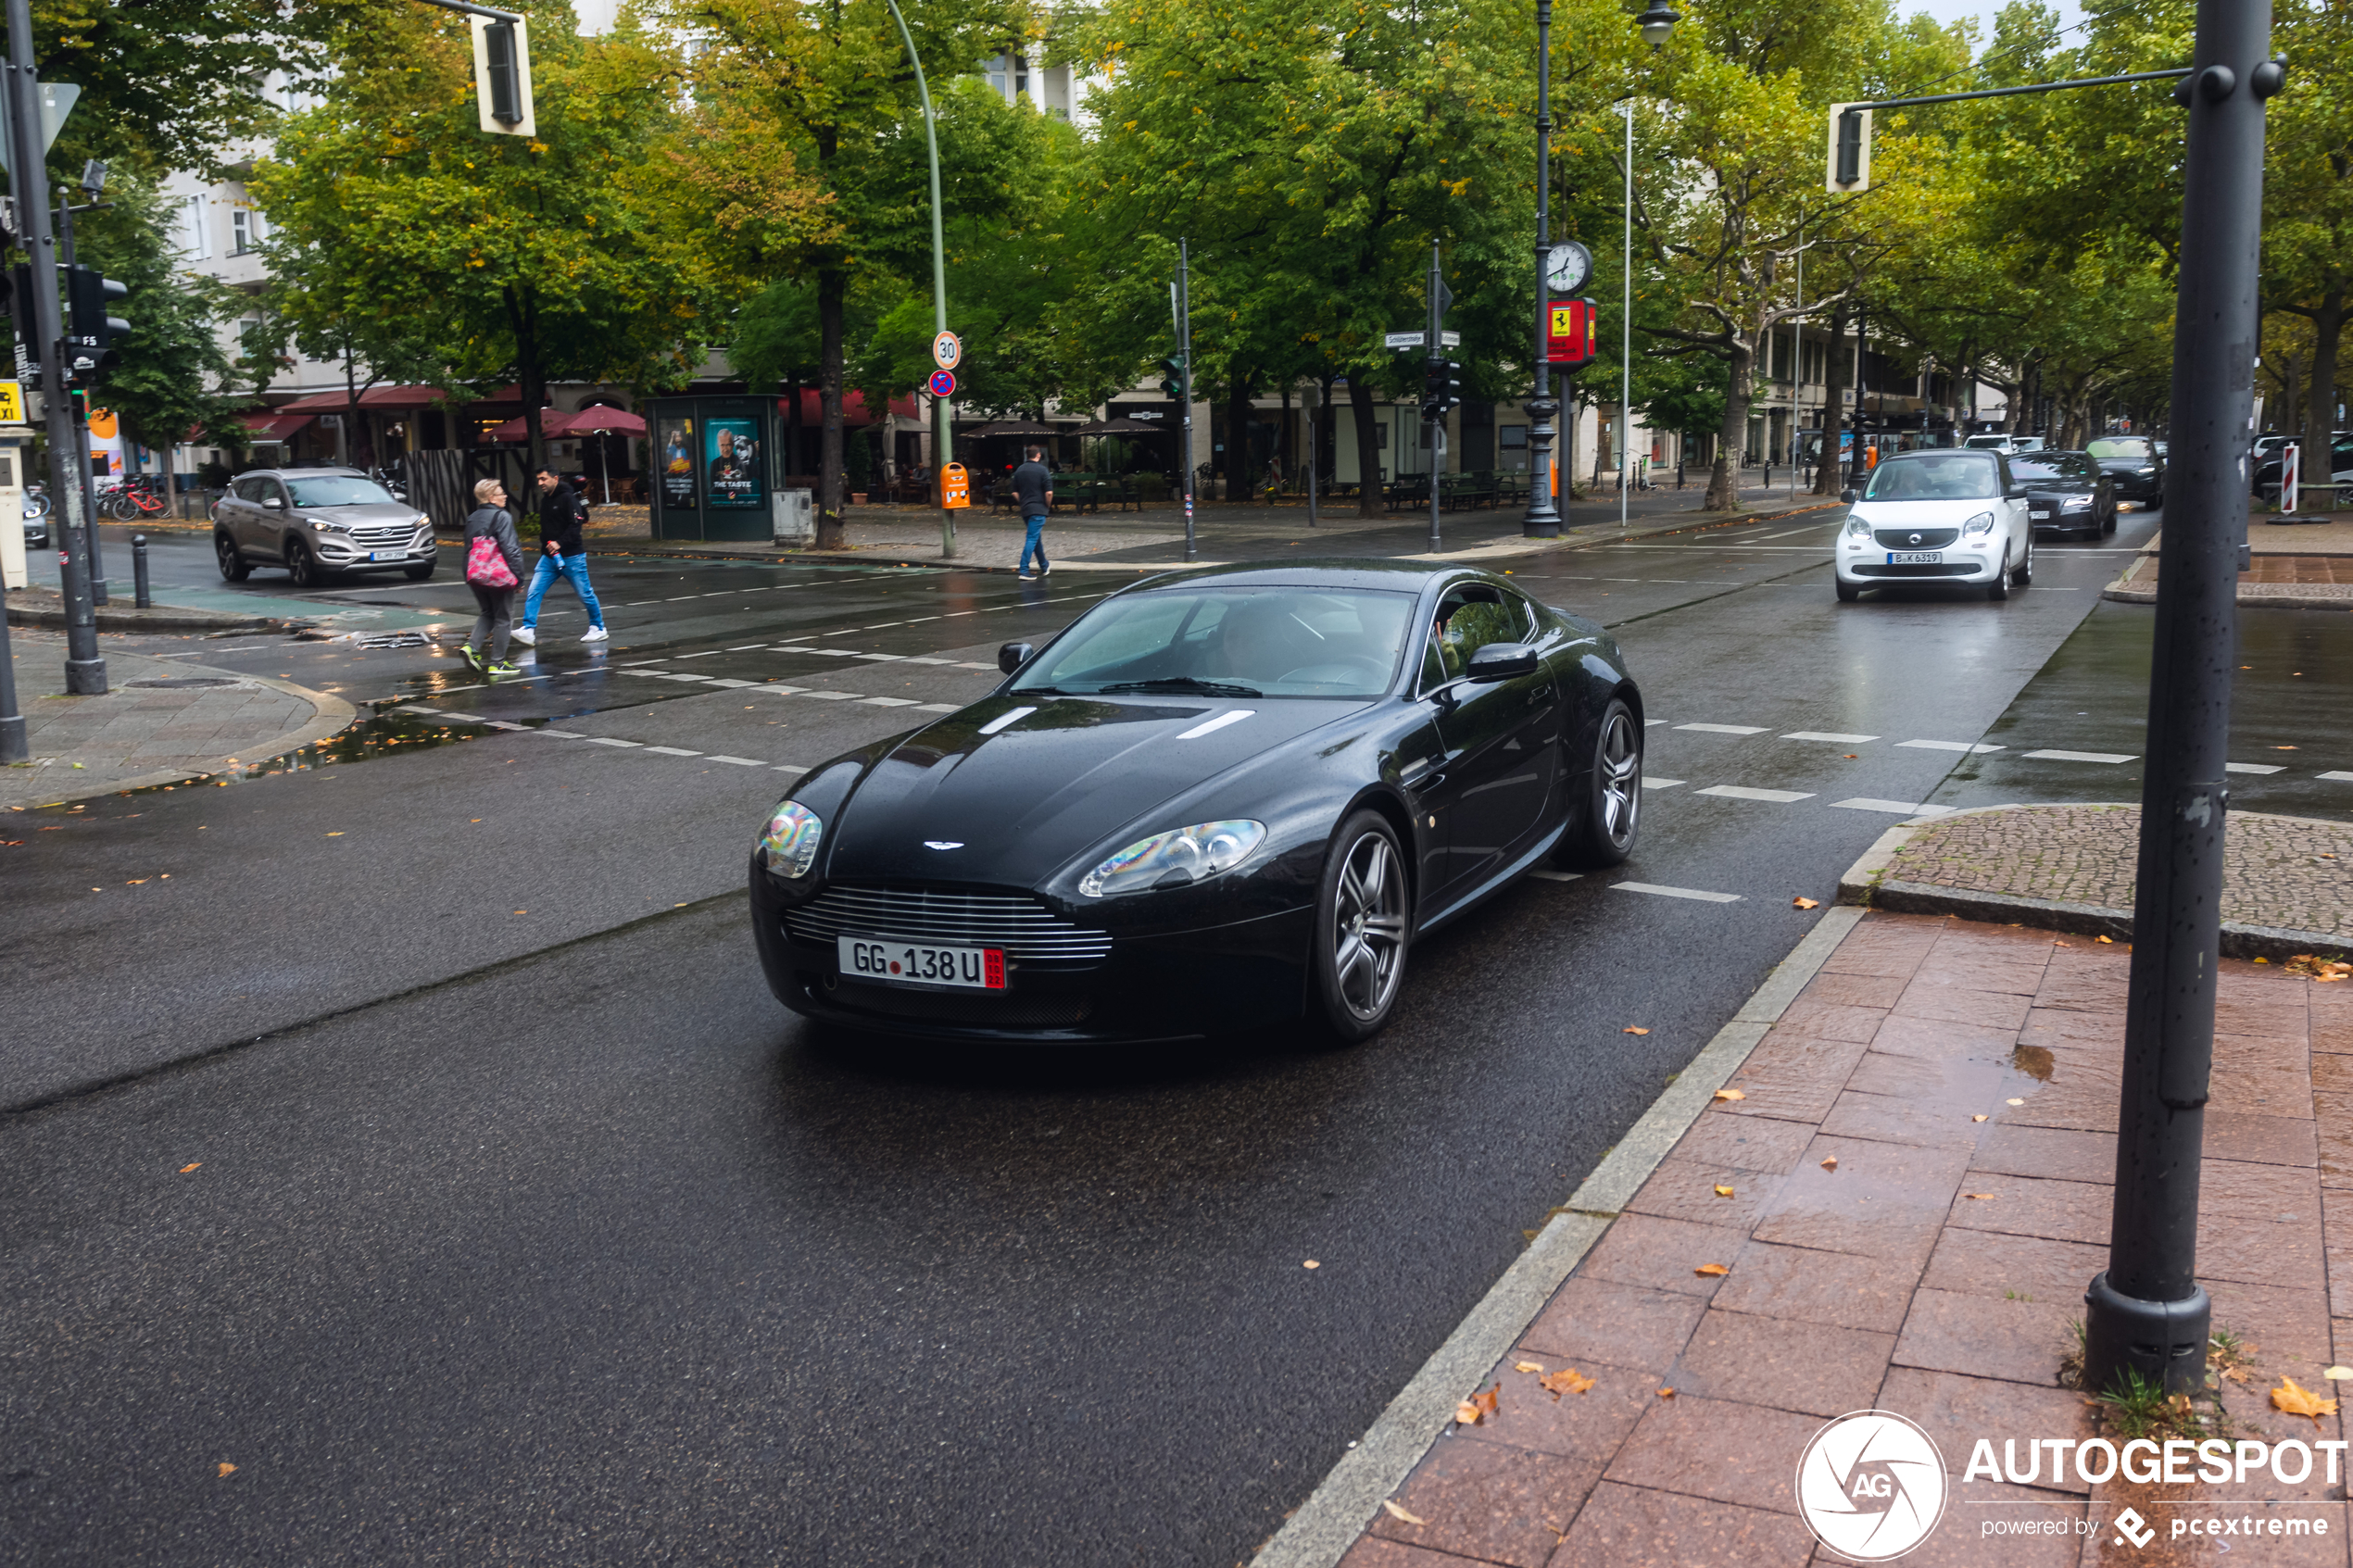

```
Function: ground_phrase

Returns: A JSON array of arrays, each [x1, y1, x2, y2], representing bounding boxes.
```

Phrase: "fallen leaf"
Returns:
[[1455, 1386, 1499, 1425], [1381, 1499, 1428, 1526], [2096, 935, 2114, 944], [1971, 1113, 1989, 1123], [1656, 1387, 1677, 1399], [217, 1462, 236, 1478], [513, 909, 527, 915], [1515, 1361, 1546, 1374], [1714, 1185, 1735, 1198], [1965, 1192, 1996, 1200], [179, 1162, 201, 1173], [2322, 1365, 2352, 1381], [1842, 753, 1857, 759], [2277, 744, 2299, 749], [1712, 1088, 1745, 1102], [1539, 1367, 1596, 1398], [1302, 1260, 1319, 1270], [1622, 1025, 1650, 1035], [1821, 1156, 1839, 1171], [2271, 1376, 2338, 1422], [1792, 896, 1819, 909], [1694, 1263, 1730, 1277], [2007, 1098, 2025, 1106], [325, 832, 344, 837]]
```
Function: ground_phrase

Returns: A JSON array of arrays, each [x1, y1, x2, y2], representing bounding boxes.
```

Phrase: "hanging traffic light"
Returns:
[[63, 265, 128, 383], [1158, 353, 1188, 398], [469, 14, 536, 136]]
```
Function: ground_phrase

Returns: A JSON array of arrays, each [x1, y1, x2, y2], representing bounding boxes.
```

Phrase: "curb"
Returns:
[[1248, 903, 1868, 1568], [6, 596, 302, 634], [5, 667, 357, 809], [1834, 807, 2352, 962]]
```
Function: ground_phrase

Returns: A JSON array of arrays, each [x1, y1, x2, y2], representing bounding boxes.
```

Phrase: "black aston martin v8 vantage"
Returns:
[[748, 561, 1645, 1043]]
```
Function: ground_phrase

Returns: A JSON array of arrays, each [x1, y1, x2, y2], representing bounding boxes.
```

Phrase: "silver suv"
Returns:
[[211, 466, 436, 587]]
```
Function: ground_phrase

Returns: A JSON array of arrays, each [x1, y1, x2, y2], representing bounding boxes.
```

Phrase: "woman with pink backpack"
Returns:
[[462, 478, 528, 676]]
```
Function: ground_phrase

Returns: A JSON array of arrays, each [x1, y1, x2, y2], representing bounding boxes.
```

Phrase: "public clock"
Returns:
[[1545, 242, 1592, 295]]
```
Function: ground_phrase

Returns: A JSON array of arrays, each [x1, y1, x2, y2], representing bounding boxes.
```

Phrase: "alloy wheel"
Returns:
[[1596, 707, 1642, 849], [1329, 830, 1406, 1022]]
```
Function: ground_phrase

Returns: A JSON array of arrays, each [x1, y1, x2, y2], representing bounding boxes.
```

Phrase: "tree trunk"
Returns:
[[816, 264, 847, 550], [786, 373, 803, 483], [343, 350, 363, 472], [1813, 301, 1850, 496], [1224, 362, 1252, 505], [1350, 377, 1382, 517], [2305, 286, 2345, 456], [1705, 340, 1752, 511]]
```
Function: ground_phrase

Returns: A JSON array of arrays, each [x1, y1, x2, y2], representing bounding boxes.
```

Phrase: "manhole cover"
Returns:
[[125, 677, 241, 689], [349, 631, 438, 650]]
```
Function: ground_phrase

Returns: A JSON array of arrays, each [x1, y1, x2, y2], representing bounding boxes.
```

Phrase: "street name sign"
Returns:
[[1384, 331, 1462, 349]]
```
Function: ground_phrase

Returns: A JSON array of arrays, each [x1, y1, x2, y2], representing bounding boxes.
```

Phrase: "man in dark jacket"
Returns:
[[1012, 444, 1052, 579], [512, 466, 609, 646]]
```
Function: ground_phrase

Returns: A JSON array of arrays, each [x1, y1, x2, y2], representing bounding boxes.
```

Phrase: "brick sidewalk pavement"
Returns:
[[1317, 912, 2349, 1568]]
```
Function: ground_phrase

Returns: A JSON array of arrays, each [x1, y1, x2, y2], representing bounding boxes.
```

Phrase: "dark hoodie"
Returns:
[[541, 478, 590, 556]]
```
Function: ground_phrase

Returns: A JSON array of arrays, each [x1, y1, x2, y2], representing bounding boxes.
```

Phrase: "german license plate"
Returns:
[[838, 934, 1005, 989], [2029, 508, 2052, 518], [369, 550, 401, 561], [1888, 551, 1943, 565]]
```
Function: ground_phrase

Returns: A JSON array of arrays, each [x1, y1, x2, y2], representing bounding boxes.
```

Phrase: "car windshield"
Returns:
[[2086, 438, 2151, 459], [2008, 458, 2080, 483], [1861, 452, 2002, 501], [1963, 436, 2009, 449], [283, 476, 396, 507], [1013, 586, 1417, 698]]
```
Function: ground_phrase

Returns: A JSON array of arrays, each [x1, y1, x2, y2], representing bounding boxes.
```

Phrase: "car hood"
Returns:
[[825, 692, 1370, 888], [300, 503, 422, 529], [1847, 498, 2004, 530], [2093, 457, 2158, 470]]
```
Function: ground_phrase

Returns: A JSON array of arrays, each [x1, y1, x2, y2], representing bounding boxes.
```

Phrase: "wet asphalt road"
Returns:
[[7, 508, 2349, 1564]]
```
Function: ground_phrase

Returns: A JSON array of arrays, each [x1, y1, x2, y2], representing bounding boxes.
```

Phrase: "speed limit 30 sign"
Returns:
[[932, 331, 963, 371]]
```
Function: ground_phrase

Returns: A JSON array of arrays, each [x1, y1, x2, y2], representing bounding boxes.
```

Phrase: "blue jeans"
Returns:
[[1019, 513, 1049, 575], [522, 551, 604, 629]]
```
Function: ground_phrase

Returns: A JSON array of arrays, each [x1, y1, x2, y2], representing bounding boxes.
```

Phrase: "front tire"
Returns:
[[404, 557, 436, 581], [1312, 810, 1410, 1043], [284, 536, 321, 589], [1835, 577, 1860, 603], [214, 531, 250, 582], [1559, 696, 1642, 868], [2012, 534, 2032, 586]]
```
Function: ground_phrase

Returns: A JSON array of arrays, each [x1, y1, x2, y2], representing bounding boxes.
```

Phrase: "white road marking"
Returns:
[[1899, 738, 2003, 754], [621, 669, 672, 678], [619, 659, 668, 666], [774, 764, 809, 774], [676, 650, 724, 659], [901, 657, 955, 665], [1644, 719, 1669, 726], [1613, 882, 1743, 903], [861, 696, 921, 707], [799, 691, 860, 701], [1757, 526, 1820, 540], [2021, 749, 2137, 764], [643, 746, 701, 757], [1176, 709, 1256, 740], [1697, 784, 1815, 803], [855, 653, 907, 661], [978, 706, 1036, 734], [707, 755, 767, 767], [659, 673, 711, 683], [1676, 722, 1768, 735], [1830, 797, 1956, 817], [583, 737, 641, 747], [1527, 870, 1582, 883], [538, 728, 586, 737], [1782, 731, 1878, 744], [2224, 762, 2284, 775], [955, 662, 998, 671], [483, 720, 531, 731], [1640, 777, 1684, 790], [916, 704, 960, 712], [728, 644, 767, 651], [707, 678, 759, 689]]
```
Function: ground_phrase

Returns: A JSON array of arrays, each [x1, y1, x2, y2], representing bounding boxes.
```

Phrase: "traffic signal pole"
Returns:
[[878, 0, 954, 559], [1178, 239, 1195, 563], [54, 195, 106, 604], [1427, 244, 1444, 554], [4, 0, 104, 693], [1519, 0, 1563, 539], [2081, 0, 2283, 1399]]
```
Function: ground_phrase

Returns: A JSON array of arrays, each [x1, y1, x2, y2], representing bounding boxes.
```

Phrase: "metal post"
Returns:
[[1520, 0, 1562, 538], [54, 197, 107, 605], [1179, 238, 1196, 562], [1791, 218, 1803, 501], [0, 440, 24, 759], [1428, 243, 1443, 554], [880, 0, 954, 560], [2080, 0, 2274, 1399], [1306, 386, 1318, 526], [3, 36, 104, 693], [132, 533, 149, 608], [1621, 98, 1633, 528]]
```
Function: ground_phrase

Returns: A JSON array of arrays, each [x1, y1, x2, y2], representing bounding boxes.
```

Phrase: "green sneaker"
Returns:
[[461, 645, 484, 672], [485, 659, 524, 678]]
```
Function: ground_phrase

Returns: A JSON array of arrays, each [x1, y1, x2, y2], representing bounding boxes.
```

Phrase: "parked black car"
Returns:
[[748, 561, 1646, 1044], [2085, 436, 2164, 506], [2252, 434, 2353, 500], [2009, 450, 2116, 539]]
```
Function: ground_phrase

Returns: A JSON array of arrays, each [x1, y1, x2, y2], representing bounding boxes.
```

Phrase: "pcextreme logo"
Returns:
[[1796, 1411, 1948, 1562]]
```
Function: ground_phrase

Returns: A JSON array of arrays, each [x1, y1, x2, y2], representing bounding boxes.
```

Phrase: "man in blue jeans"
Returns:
[[1012, 445, 1052, 579], [510, 467, 609, 645]]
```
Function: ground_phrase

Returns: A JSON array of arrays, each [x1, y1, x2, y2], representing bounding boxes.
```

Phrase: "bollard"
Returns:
[[132, 534, 150, 608]]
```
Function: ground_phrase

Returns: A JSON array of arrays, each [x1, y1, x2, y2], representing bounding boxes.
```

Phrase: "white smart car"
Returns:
[[1834, 449, 2033, 603]]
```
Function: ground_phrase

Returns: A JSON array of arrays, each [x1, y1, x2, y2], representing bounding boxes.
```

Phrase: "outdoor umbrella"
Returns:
[[564, 408, 648, 503], [963, 419, 1060, 437], [1067, 418, 1162, 434]]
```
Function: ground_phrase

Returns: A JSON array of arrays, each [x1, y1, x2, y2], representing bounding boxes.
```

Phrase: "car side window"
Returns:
[[263, 481, 289, 509], [232, 477, 262, 502], [1422, 588, 1527, 690]]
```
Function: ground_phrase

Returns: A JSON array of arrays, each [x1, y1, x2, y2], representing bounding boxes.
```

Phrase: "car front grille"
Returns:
[[343, 522, 422, 547], [1872, 527, 1959, 549], [784, 884, 1114, 960], [1853, 562, 1978, 578], [814, 977, 1097, 1029]]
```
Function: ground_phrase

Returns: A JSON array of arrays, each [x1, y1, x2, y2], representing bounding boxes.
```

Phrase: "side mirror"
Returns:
[[998, 642, 1033, 675], [263, 495, 285, 510], [1466, 642, 1540, 683]]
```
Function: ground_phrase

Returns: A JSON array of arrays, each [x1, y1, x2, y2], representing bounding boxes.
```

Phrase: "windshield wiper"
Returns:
[[1097, 677, 1263, 697]]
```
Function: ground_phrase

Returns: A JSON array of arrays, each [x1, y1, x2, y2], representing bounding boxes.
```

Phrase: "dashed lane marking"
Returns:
[[1830, 797, 1956, 817], [1612, 882, 1743, 904], [1677, 723, 1768, 735], [2225, 762, 2284, 775], [1782, 731, 1878, 744], [707, 755, 767, 767], [2321, 771, 2353, 783], [643, 746, 701, 757], [861, 696, 922, 708], [1641, 777, 1684, 791], [1898, 739, 2004, 754], [2020, 749, 2137, 764], [583, 737, 641, 748], [1696, 784, 1815, 803], [1527, 870, 1582, 883]]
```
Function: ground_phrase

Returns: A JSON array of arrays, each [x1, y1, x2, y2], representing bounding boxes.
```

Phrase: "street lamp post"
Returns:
[[1619, 4, 1679, 530], [879, 0, 955, 558], [1520, 0, 1564, 537]]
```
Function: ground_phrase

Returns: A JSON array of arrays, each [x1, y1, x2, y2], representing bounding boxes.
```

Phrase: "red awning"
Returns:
[[484, 408, 571, 443], [273, 384, 453, 414], [777, 390, 918, 427], [186, 412, 314, 443]]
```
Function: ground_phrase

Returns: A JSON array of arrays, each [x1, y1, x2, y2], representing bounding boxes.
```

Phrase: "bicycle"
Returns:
[[105, 475, 170, 521]]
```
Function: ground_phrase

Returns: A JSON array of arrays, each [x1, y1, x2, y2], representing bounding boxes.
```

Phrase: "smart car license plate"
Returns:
[[1888, 551, 1943, 565], [838, 934, 1005, 989]]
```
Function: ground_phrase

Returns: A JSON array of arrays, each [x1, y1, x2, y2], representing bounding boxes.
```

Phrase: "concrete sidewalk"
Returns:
[[1299, 909, 2348, 1568], [1, 631, 353, 808]]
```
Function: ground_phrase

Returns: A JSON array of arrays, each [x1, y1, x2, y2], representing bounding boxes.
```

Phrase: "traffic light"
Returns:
[[1827, 104, 1871, 193], [1158, 353, 1188, 398], [63, 265, 128, 382], [470, 15, 536, 137], [1420, 356, 1460, 421]]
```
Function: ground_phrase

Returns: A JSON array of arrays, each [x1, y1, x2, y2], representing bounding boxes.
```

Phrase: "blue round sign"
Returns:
[[926, 369, 957, 398]]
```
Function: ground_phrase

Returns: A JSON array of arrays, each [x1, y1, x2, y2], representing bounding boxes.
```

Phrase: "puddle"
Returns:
[[113, 709, 556, 794], [2011, 1043, 2056, 1081]]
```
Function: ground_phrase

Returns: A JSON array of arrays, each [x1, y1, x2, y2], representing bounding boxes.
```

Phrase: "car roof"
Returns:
[[1122, 559, 1491, 595], [256, 466, 367, 478]]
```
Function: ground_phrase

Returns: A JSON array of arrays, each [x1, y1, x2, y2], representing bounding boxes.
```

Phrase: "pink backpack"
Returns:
[[465, 532, 517, 588]]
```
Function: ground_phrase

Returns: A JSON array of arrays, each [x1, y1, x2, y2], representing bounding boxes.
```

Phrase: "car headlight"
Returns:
[[1843, 515, 1872, 539], [1962, 511, 1995, 536], [1079, 820, 1265, 897], [414, 513, 433, 530], [309, 519, 333, 533], [756, 800, 824, 878], [2062, 496, 2092, 510]]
